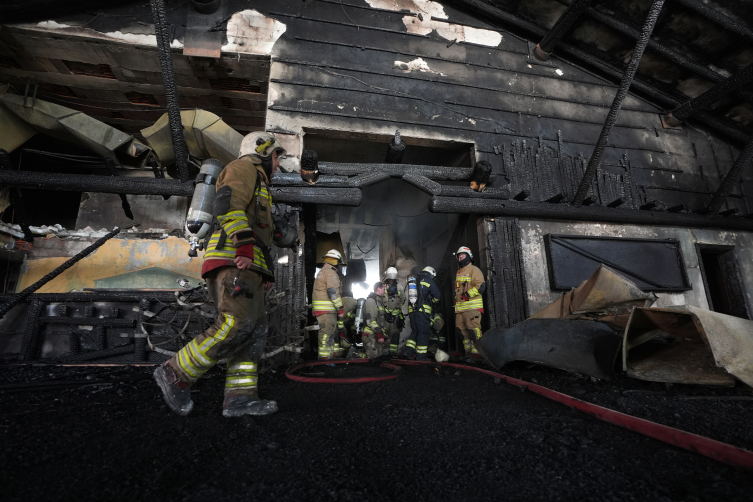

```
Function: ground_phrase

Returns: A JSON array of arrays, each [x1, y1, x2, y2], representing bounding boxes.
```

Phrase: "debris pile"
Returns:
[[478, 265, 753, 389]]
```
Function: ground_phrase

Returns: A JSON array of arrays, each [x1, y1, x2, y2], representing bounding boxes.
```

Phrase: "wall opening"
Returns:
[[696, 244, 751, 320]]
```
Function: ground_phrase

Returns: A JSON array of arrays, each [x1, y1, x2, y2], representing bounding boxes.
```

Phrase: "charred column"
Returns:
[[705, 135, 753, 215], [572, 0, 665, 207], [150, 0, 189, 182], [664, 63, 753, 126], [535, 0, 594, 60], [302, 203, 318, 353]]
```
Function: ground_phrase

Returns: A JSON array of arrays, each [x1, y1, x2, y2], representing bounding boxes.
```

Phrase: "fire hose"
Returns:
[[285, 358, 753, 471]]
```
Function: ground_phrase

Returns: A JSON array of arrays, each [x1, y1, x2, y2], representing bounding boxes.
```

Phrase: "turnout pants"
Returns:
[[316, 313, 342, 359], [385, 320, 401, 355], [456, 310, 483, 356], [170, 266, 267, 397], [404, 312, 432, 359]]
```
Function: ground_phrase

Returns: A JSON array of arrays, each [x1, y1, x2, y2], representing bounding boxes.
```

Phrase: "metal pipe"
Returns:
[[706, 135, 753, 214], [0, 228, 121, 319], [572, 0, 665, 207], [665, 63, 753, 125], [535, 0, 594, 60], [429, 197, 753, 230], [0, 170, 194, 196], [150, 0, 189, 182]]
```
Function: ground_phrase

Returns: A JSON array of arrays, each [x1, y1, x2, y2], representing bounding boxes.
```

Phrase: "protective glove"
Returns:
[[461, 292, 471, 301], [375, 330, 386, 344], [338, 309, 345, 319], [338, 328, 347, 339]]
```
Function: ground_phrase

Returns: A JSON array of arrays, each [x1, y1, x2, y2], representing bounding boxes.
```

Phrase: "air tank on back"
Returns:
[[407, 275, 418, 306], [185, 158, 225, 257]]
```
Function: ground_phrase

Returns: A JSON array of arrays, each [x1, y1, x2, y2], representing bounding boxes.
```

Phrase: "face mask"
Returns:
[[459, 256, 472, 268], [387, 283, 398, 296], [261, 156, 274, 179]]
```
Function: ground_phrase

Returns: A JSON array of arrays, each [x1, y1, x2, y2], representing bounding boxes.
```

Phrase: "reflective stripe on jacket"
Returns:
[[455, 264, 485, 313], [312, 263, 342, 315], [203, 157, 274, 278]]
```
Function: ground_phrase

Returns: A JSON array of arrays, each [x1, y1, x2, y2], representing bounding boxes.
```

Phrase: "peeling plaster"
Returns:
[[394, 57, 445, 75], [221, 10, 286, 54], [34, 20, 183, 48], [364, 0, 448, 19], [267, 87, 279, 107], [403, 16, 502, 47]]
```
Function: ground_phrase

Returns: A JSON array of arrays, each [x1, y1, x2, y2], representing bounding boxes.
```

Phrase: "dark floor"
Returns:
[[1, 362, 752, 502]]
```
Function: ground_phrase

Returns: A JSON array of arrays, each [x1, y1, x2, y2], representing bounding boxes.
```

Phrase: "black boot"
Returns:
[[153, 362, 194, 416]]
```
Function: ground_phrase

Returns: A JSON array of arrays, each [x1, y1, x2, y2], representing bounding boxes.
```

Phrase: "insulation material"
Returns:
[[365, 0, 448, 19], [141, 109, 243, 167], [0, 92, 149, 168], [30, 20, 184, 48], [221, 10, 287, 55], [530, 264, 657, 329], [624, 306, 753, 387], [17, 237, 202, 293]]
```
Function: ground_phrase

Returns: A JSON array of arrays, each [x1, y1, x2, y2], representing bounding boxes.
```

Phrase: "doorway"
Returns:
[[696, 244, 751, 319]]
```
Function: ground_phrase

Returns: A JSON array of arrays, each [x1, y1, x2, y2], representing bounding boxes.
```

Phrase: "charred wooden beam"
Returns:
[[664, 63, 753, 125], [0, 170, 194, 196], [449, 0, 750, 144], [402, 174, 442, 195], [706, 134, 753, 214], [0, 292, 180, 303], [271, 173, 350, 187], [318, 162, 472, 180], [555, 0, 753, 104], [572, 0, 665, 207], [670, 0, 753, 43], [270, 186, 362, 206], [429, 197, 753, 231], [535, 0, 594, 60], [439, 185, 511, 200]]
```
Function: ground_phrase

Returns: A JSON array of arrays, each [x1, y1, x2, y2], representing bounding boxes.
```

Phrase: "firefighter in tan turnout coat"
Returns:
[[454, 246, 486, 361], [154, 132, 285, 418], [312, 249, 346, 359]]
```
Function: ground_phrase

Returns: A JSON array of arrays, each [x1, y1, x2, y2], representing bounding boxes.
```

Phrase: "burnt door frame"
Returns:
[[695, 243, 751, 319]]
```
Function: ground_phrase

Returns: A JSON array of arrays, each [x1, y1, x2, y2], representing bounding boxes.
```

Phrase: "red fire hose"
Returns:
[[286, 358, 753, 470]]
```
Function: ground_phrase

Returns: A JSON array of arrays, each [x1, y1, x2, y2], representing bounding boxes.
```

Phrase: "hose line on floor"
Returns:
[[286, 359, 402, 384], [286, 358, 753, 471]]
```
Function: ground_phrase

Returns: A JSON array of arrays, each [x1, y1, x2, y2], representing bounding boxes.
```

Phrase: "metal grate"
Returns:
[[209, 77, 261, 93], [61, 60, 117, 79], [37, 82, 77, 98], [124, 91, 160, 106]]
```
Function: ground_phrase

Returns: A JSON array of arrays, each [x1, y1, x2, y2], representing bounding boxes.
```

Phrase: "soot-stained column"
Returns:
[[483, 218, 528, 330], [572, 0, 665, 206], [302, 203, 317, 352], [150, 0, 189, 182]]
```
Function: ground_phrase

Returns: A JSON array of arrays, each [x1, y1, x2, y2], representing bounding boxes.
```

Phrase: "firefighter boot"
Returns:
[[153, 361, 194, 416], [222, 393, 279, 417]]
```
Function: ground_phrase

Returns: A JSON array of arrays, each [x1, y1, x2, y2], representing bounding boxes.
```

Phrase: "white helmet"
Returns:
[[385, 267, 398, 280], [422, 266, 436, 277], [323, 249, 343, 262], [240, 131, 286, 159], [456, 246, 473, 261]]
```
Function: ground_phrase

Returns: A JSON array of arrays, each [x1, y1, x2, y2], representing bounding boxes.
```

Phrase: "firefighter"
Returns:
[[454, 246, 486, 361], [382, 266, 404, 356], [312, 249, 346, 359], [402, 266, 441, 360], [362, 282, 387, 359], [153, 131, 285, 418]]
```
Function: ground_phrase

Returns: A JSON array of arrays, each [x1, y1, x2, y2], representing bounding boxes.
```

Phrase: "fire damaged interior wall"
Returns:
[[519, 219, 753, 317]]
